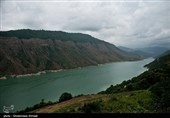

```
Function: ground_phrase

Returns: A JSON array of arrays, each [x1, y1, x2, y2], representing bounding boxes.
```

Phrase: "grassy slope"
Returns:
[[31, 90, 154, 113], [31, 94, 108, 113]]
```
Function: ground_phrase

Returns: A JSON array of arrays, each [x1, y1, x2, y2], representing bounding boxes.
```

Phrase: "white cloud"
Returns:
[[1, 0, 170, 48]]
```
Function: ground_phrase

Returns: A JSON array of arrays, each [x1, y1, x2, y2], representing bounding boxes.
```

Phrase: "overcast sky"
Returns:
[[1, 0, 170, 48]]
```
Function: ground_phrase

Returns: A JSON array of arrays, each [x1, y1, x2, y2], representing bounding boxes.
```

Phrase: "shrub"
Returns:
[[150, 77, 170, 111], [80, 100, 104, 113], [59, 92, 73, 102]]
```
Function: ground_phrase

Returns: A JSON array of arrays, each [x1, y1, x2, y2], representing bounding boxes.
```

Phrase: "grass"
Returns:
[[31, 90, 155, 113], [103, 90, 154, 113]]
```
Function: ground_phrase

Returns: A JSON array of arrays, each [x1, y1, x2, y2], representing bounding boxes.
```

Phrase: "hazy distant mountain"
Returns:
[[158, 50, 170, 58], [118, 46, 170, 58], [0, 29, 141, 76], [118, 46, 151, 58], [137, 46, 170, 57]]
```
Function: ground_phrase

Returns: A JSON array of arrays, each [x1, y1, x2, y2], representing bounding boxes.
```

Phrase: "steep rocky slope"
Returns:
[[0, 29, 141, 76]]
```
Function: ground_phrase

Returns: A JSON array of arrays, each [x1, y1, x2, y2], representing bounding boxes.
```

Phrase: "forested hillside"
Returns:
[[102, 51, 170, 112]]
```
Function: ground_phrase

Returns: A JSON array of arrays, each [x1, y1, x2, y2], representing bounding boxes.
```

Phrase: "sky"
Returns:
[[1, 0, 170, 48]]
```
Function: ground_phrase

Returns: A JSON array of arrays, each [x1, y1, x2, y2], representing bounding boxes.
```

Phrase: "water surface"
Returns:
[[0, 58, 154, 112]]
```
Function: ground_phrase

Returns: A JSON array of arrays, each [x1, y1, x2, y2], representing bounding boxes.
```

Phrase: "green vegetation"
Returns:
[[54, 90, 154, 113], [100, 51, 170, 112], [16, 99, 56, 113], [150, 77, 170, 112], [102, 90, 153, 113], [59, 92, 73, 103], [79, 100, 104, 113], [146, 50, 170, 73], [101, 70, 166, 94], [0, 29, 102, 43], [0, 52, 4, 62], [17, 92, 73, 113]]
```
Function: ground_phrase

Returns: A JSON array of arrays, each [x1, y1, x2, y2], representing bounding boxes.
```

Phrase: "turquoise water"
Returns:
[[0, 58, 154, 112]]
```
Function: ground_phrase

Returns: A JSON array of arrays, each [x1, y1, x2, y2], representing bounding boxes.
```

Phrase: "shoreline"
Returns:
[[0, 69, 63, 79], [0, 58, 152, 80], [0, 76, 7, 80]]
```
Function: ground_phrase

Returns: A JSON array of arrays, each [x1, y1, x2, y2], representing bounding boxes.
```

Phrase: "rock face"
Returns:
[[0, 29, 141, 76]]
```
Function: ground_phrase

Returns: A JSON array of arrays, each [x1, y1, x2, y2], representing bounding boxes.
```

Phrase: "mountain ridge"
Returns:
[[0, 29, 142, 77], [0, 29, 104, 43], [118, 46, 170, 58]]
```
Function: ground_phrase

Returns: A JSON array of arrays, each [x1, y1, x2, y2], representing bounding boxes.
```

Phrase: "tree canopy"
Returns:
[[59, 92, 73, 102]]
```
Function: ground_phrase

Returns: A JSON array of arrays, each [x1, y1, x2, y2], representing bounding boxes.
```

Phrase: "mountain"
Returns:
[[137, 46, 170, 57], [145, 50, 170, 72], [118, 46, 170, 58], [19, 50, 170, 113], [157, 50, 170, 58], [0, 29, 141, 76], [118, 46, 151, 58]]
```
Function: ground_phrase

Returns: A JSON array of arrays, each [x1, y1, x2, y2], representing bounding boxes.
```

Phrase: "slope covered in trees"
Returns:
[[102, 51, 170, 112], [0, 29, 102, 43]]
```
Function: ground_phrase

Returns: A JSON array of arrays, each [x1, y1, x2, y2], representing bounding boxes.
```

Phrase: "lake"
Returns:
[[0, 58, 154, 113]]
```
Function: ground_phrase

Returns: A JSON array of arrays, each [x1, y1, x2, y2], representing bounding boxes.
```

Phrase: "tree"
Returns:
[[59, 92, 73, 102], [40, 99, 45, 105]]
